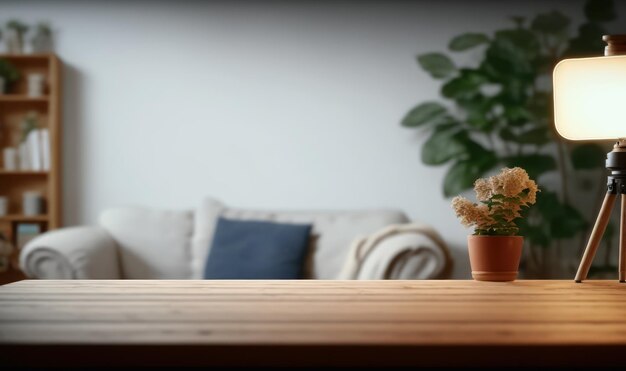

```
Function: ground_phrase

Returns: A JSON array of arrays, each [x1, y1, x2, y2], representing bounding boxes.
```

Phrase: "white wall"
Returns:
[[2, 0, 623, 277]]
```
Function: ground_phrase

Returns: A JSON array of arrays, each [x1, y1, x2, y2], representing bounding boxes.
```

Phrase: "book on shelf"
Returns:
[[18, 142, 29, 170], [16, 223, 42, 250], [27, 129, 42, 171], [14, 128, 50, 172], [41, 129, 50, 171]]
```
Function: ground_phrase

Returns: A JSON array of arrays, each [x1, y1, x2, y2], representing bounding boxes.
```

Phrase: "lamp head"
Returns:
[[553, 35, 626, 141]]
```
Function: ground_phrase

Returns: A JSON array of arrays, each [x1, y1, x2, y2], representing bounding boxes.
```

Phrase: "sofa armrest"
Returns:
[[19, 226, 121, 279], [338, 223, 453, 280]]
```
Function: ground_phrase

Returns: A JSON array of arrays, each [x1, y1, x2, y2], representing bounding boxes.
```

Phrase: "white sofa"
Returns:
[[20, 197, 452, 280]]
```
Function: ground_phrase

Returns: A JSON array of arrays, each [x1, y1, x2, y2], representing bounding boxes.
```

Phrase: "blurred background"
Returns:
[[1, 0, 624, 279]]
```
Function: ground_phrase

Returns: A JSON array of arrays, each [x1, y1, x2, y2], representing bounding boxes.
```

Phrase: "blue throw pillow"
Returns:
[[203, 217, 312, 279]]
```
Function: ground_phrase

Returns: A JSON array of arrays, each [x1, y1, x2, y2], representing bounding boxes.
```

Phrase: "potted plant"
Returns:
[[31, 23, 53, 53], [0, 59, 20, 94], [401, 0, 618, 277], [452, 167, 538, 281], [6, 20, 29, 54]]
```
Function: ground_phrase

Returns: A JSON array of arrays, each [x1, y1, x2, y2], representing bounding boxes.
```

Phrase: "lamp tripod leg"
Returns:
[[575, 192, 617, 283], [619, 194, 626, 282]]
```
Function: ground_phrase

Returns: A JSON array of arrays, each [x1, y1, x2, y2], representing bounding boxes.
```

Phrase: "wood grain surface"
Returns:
[[1, 279, 626, 367]]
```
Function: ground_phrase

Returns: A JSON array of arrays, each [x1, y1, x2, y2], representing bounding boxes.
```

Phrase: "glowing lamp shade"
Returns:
[[553, 55, 626, 141]]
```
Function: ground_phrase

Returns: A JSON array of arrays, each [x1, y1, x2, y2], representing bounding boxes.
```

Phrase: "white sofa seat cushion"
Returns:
[[100, 207, 194, 279], [191, 197, 409, 279]]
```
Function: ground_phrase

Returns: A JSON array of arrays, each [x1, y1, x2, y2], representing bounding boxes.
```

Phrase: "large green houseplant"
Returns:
[[402, 0, 618, 277]]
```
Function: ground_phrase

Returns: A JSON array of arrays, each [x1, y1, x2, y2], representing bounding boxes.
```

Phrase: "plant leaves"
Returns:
[[495, 29, 541, 57], [441, 69, 488, 100], [527, 92, 551, 120], [0, 59, 21, 83], [551, 204, 587, 238], [530, 191, 588, 241], [449, 33, 489, 51], [482, 29, 540, 80], [584, 0, 616, 22], [458, 94, 495, 131], [417, 53, 455, 79], [571, 143, 607, 169], [531, 11, 570, 35], [503, 105, 533, 126], [443, 154, 498, 197], [421, 124, 467, 165], [499, 127, 517, 141], [504, 154, 556, 179], [536, 191, 562, 219], [401, 102, 447, 127], [523, 224, 551, 248], [564, 22, 606, 57], [516, 127, 551, 145]]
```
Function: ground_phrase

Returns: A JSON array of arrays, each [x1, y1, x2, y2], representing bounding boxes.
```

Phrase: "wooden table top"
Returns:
[[2, 279, 626, 367]]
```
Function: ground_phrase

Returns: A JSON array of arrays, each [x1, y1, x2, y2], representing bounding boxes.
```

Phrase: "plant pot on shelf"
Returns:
[[468, 235, 523, 282]]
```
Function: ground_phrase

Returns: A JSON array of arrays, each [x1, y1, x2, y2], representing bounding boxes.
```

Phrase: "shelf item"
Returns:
[[15, 223, 42, 250]]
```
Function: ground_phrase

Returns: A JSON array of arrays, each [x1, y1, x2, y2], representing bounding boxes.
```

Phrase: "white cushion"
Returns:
[[191, 197, 408, 279], [100, 207, 193, 279]]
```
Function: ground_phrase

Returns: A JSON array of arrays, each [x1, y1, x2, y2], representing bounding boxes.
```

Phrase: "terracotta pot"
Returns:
[[467, 235, 523, 282]]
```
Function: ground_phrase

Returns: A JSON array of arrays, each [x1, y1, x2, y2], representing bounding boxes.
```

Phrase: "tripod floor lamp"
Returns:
[[553, 35, 626, 283]]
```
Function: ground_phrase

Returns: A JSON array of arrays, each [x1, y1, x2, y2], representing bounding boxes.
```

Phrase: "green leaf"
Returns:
[[527, 92, 551, 120], [584, 0, 616, 22], [528, 192, 588, 241], [531, 11, 570, 34], [536, 191, 562, 219], [441, 69, 488, 100], [421, 124, 467, 165], [458, 94, 495, 131], [0, 59, 21, 83], [503, 80, 531, 105], [495, 29, 540, 55], [503, 105, 533, 126], [516, 127, 551, 145], [449, 33, 489, 51], [571, 144, 607, 169], [417, 53, 455, 79], [401, 102, 447, 127], [443, 154, 498, 197], [565, 23, 606, 57], [482, 29, 539, 80], [499, 127, 517, 142], [504, 154, 556, 179]]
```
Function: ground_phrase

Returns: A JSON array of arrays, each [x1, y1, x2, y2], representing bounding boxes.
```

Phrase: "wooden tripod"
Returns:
[[575, 142, 626, 283]]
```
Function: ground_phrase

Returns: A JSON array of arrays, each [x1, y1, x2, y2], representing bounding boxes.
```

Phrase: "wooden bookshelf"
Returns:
[[0, 54, 62, 283], [0, 170, 48, 175], [0, 95, 49, 102], [0, 214, 49, 223]]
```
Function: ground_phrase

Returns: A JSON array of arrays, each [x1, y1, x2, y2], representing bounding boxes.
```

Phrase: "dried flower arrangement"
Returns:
[[452, 167, 539, 236]]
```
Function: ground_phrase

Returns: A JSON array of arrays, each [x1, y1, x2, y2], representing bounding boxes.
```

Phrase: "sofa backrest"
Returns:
[[191, 198, 409, 279], [100, 207, 194, 279], [100, 197, 409, 279]]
